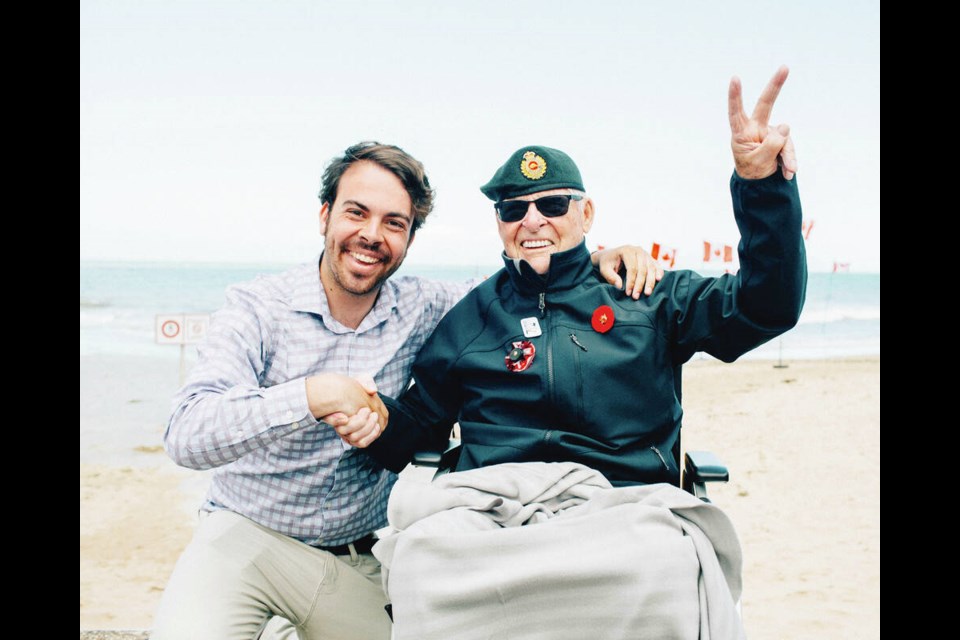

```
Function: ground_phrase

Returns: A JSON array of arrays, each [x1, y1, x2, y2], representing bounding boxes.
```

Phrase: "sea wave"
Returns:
[[797, 307, 881, 325], [80, 310, 119, 326], [80, 297, 111, 309]]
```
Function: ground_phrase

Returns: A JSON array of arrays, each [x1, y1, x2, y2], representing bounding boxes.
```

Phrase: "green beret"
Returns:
[[480, 145, 585, 202]]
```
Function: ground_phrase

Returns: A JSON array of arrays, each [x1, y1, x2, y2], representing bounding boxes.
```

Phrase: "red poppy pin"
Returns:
[[591, 305, 615, 334], [505, 340, 536, 372]]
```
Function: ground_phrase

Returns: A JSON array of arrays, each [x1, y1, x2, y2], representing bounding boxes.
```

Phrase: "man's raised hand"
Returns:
[[729, 65, 797, 181]]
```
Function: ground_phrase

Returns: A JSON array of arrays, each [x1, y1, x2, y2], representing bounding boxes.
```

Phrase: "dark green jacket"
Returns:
[[367, 171, 806, 486]]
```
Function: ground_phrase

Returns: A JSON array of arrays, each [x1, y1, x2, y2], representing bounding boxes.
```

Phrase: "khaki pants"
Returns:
[[151, 510, 391, 640]]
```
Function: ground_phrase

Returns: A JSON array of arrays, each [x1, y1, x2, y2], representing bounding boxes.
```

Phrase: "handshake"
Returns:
[[306, 373, 388, 448]]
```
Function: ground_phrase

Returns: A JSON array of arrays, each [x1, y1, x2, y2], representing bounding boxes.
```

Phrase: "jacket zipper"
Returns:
[[540, 291, 556, 407]]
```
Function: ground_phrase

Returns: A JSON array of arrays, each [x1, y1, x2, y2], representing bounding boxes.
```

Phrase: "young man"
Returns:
[[152, 141, 660, 640]]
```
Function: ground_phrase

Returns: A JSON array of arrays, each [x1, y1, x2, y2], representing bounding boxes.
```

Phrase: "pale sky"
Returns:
[[80, 0, 880, 272]]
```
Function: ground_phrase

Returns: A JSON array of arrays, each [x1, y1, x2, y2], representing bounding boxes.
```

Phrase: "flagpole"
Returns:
[[774, 337, 787, 369], [824, 264, 836, 339]]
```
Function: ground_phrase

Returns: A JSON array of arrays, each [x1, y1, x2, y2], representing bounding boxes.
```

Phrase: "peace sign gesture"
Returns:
[[729, 65, 797, 181]]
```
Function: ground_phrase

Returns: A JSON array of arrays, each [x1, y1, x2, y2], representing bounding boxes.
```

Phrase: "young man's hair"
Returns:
[[319, 141, 435, 234]]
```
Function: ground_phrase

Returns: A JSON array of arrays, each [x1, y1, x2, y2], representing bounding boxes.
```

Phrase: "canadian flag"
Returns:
[[650, 243, 677, 268], [833, 261, 850, 273], [702, 241, 734, 263], [802, 219, 815, 240]]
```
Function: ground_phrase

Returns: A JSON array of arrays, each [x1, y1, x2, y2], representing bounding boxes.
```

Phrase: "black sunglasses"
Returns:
[[495, 194, 583, 223]]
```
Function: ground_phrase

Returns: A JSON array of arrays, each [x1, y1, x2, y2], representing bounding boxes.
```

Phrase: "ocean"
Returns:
[[80, 261, 879, 362]]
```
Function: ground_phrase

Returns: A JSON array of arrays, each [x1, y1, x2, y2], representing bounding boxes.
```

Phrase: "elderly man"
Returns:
[[152, 140, 659, 640], [333, 67, 806, 639]]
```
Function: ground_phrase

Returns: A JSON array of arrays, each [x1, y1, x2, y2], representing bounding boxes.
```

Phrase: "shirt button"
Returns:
[[285, 410, 295, 421]]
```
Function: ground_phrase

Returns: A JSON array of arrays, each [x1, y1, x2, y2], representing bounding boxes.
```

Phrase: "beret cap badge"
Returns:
[[520, 151, 547, 181]]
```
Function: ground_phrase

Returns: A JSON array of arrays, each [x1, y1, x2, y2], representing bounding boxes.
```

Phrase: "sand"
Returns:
[[79, 354, 880, 638]]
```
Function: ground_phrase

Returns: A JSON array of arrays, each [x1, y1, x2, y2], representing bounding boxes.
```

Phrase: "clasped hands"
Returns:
[[306, 373, 387, 448]]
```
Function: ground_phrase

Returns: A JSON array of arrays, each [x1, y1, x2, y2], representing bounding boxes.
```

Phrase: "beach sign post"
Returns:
[[156, 314, 210, 385]]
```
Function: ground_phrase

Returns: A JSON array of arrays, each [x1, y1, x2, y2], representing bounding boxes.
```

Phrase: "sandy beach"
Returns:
[[79, 354, 880, 638]]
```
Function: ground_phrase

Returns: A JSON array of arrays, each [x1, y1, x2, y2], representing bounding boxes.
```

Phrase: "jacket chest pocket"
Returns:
[[550, 325, 590, 429], [553, 321, 674, 436], [569, 331, 586, 425]]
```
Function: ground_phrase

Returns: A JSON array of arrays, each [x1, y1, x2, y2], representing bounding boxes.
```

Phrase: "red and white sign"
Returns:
[[184, 314, 210, 343], [156, 314, 211, 345], [156, 316, 182, 345]]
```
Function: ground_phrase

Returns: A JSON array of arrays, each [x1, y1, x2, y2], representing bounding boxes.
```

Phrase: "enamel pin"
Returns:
[[591, 305, 615, 334]]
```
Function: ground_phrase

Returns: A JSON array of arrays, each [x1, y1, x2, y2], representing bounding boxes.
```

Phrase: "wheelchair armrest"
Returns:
[[411, 450, 442, 467], [685, 450, 729, 483], [683, 450, 729, 502], [412, 438, 462, 470]]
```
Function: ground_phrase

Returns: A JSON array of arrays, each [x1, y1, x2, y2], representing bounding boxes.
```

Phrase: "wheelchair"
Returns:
[[379, 364, 739, 637], [412, 439, 729, 501]]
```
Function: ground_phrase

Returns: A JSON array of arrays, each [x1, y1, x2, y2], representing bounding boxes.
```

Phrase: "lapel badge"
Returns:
[[521, 317, 542, 338], [591, 305, 615, 334], [520, 151, 547, 180], [505, 340, 536, 372]]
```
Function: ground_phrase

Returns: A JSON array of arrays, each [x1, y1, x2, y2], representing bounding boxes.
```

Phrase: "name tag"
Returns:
[[521, 317, 542, 338]]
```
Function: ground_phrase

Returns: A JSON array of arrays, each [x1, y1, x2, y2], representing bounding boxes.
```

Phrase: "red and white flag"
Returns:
[[702, 241, 734, 263], [650, 243, 677, 269], [801, 219, 815, 240], [833, 261, 850, 273]]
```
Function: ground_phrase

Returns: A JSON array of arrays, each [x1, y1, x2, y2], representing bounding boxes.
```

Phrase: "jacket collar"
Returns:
[[502, 241, 594, 295]]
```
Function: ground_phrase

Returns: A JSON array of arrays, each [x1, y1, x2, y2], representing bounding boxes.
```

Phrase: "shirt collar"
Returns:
[[290, 254, 399, 334]]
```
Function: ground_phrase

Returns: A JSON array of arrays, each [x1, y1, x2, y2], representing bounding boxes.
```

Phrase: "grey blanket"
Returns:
[[374, 462, 745, 640]]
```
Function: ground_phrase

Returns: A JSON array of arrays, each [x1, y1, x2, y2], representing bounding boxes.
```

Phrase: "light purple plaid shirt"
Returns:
[[164, 259, 472, 546]]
